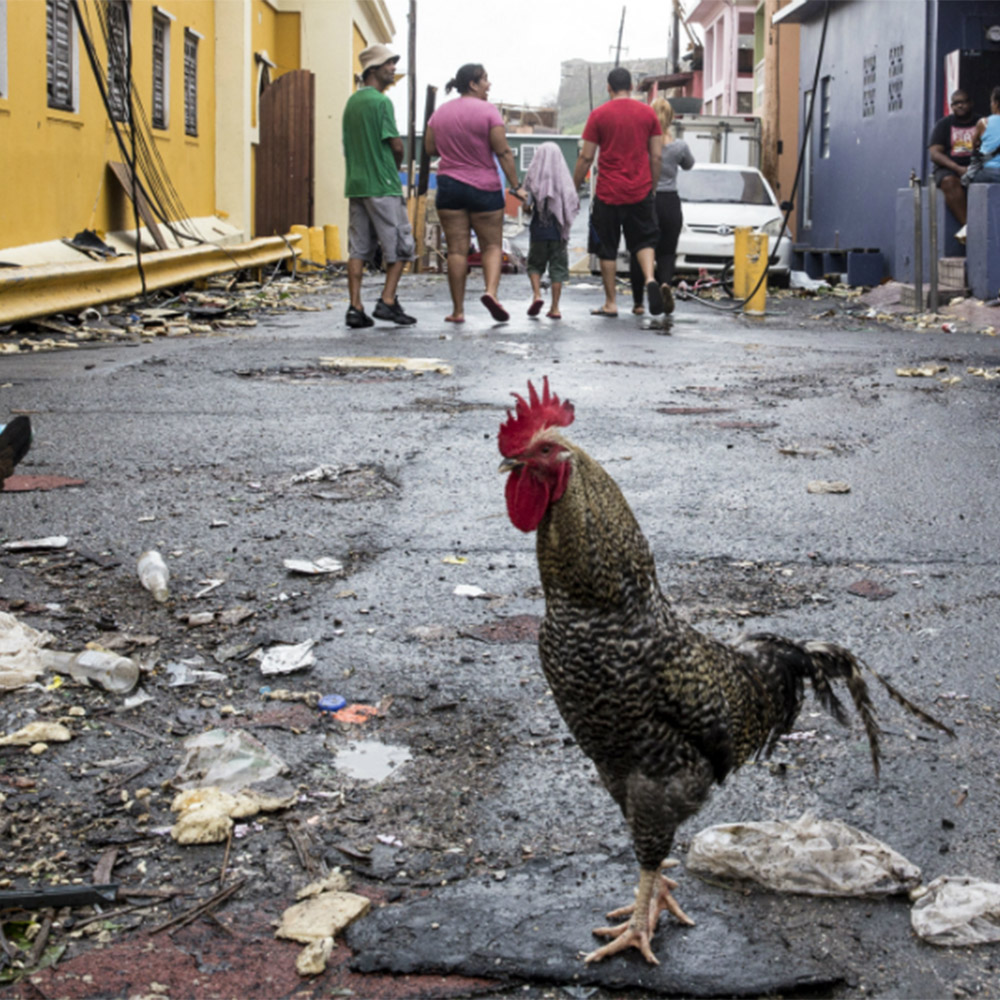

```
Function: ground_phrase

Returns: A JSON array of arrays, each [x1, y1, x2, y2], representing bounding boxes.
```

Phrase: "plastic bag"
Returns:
[[173, 727, 287, 793], [911, 876, 1000, 946], [686, 811, 921, 896], [0, 612, 53, 691]]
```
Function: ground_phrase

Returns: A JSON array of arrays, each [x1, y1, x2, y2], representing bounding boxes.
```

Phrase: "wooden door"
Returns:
[[254, 70, 315, 236]]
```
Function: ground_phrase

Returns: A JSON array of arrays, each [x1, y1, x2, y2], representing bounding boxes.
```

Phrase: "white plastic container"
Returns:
[[137, 550, 170, 603]]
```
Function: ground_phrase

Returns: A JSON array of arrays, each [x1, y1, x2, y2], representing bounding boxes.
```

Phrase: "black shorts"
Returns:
[[590, 194, 659, 260], [933, 165, 963, 187], [436, 174, 505, 213]]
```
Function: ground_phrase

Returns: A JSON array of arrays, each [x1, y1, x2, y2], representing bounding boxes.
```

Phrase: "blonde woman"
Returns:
[[630, 98, 694, 316]]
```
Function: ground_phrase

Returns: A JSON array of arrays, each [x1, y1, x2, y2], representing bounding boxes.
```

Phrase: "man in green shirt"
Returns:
[[342, 43, 416, 328]]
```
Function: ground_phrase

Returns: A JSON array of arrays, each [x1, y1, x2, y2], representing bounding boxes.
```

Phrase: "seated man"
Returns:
[[929, 89, 977, 235]]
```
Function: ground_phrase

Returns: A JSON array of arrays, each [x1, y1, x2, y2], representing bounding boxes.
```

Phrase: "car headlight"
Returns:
[[757, 218, 785, 239]]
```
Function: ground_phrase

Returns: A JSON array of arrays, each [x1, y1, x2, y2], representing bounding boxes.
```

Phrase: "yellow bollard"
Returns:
[[324, 225, 342, 263], [742, 232, 769, 316], [309, 226, 326, 270], [732, 226, 751, 300], [288, 224, 309, 272]]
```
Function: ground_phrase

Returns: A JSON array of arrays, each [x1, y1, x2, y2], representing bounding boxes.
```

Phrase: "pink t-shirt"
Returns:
[[428, 96, 505, 191]]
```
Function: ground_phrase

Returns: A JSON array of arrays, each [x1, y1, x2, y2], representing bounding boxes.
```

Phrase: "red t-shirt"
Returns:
[[582, 98, 662, 204]]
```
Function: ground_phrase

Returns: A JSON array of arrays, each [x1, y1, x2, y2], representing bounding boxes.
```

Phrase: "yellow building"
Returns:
[[0, 0, 396, 271]]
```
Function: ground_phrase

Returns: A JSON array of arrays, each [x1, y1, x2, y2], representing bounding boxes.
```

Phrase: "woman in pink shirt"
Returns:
[[425, 64, 521, 323]]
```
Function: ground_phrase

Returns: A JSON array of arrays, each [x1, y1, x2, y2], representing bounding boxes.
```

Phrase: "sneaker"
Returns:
[[661, 283, 675, 315], [346, 305, 374, 329], [373, 298, 417, 325]]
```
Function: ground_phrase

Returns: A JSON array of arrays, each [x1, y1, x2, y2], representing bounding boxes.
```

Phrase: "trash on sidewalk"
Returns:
[[686, 811, 921, 896], [41, 646, 141, 694], [252, 639, 317, 675], [137, 550, 170, 602], [173, 727, 288, 794], [911, 875, 1000, 946], [165, 657, 226, 687], [0, 720, 73, 747], [283, 557, 344, 576], [2, 475, 86, 492], [170, 784, 297, 844], [806, 480, 851, 494], [896, 364, 947, 377], [318, 355, 454, 376], [0, 611, 53, 691], [3, 535, 69, 551]]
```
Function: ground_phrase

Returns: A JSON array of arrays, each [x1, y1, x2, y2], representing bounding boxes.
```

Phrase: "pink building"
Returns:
[[687, 0, 757, 115]]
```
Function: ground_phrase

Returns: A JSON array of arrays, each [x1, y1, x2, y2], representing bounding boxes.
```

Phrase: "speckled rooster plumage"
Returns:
[[498, 377, 952, 965]]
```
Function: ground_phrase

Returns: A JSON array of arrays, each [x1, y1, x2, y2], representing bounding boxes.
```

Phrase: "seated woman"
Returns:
[[425, 64, 521, 323]]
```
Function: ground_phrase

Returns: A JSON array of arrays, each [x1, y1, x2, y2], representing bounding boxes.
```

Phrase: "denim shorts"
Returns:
[[435, 174, 505, 213]]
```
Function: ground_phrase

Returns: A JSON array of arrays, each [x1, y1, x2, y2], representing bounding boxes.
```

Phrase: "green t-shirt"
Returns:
[[342, 87, 403, 198]]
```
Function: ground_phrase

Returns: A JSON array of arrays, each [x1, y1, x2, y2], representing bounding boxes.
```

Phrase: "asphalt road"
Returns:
[[2, 270, 1000, 999]]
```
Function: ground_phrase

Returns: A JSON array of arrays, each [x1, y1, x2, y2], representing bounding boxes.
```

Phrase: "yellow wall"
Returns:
[[0, 0, 215, 252]]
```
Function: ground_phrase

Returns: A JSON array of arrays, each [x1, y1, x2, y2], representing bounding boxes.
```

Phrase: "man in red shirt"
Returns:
[[573, 68, 664, 317]]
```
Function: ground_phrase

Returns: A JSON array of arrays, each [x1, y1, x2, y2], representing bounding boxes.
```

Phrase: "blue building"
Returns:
[[772, 0, 1000, 282]]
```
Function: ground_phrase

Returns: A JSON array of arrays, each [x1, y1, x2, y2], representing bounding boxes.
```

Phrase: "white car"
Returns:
[[675, 163, 792, 287]]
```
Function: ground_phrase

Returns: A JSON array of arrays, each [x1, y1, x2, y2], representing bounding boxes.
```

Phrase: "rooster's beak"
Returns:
[[498, 457, 522, 474]]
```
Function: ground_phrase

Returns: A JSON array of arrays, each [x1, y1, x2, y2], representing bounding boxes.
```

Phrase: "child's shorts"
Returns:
[[527, 240, 569, 283]]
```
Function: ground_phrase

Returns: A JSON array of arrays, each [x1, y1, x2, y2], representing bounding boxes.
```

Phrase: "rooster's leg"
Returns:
[[584, 863, 694, 965]]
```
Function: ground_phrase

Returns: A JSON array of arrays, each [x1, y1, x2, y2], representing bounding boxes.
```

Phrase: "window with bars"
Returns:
[[862, 54, 876, 119], [152, 9, 169, 129], [520, 144, 539, 170], [888, 44, 903, 113], [47, 0, 74, 111], [183, 29, 197, 136], [107, 0, 130, 122]]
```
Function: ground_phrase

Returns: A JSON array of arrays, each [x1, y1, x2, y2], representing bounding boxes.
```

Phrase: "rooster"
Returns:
[[0, 417, 31, 489], [498, 377, 952, 965]]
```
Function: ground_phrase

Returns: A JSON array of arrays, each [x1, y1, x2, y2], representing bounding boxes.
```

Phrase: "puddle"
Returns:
[[333, 740, 412, 782]]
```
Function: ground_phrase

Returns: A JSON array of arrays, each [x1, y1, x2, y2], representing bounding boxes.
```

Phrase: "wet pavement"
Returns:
[[2, 269, 1000, 999]]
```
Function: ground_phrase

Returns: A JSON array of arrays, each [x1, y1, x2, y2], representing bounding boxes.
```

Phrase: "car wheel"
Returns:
[[769, 270, 791, 290]]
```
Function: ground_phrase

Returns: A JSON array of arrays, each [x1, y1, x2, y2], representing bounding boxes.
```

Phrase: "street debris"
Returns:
[[252, 638, 317, 675], [896, 364, 947, 378], [806, 480, 851, 494], [0, 720, 72, 746], [318, 356, 454, 376], [137, 550, 170, 603], [170, 785, 297, 844], [283, 557, 344, 575], [911, 875, 1000, 946], [173, 727, 288, 793], [3, 536, 69, 552], [847, 579, 897, 601], [686, 812, 921, 896], [0, 611, 52, 690], [41, 646, 140, 694], [165, 657, 226, 687]]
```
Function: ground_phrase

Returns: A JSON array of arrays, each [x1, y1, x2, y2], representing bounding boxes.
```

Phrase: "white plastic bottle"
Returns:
[[137, 550, 170, 603]]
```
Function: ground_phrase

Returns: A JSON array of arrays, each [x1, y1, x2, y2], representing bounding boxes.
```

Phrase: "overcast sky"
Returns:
[[381, 0, 696, 129]]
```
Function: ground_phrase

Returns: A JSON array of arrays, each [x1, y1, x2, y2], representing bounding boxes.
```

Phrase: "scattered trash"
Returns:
[[318, 694, 347, 713], [165, 658, 226, 687], [442, 555, 468, 565], [40, 646, 140, 694], [277, 887, 371, 944], [252, 639, 317, 675], [896, 364, 947, 378], [806, 480, 851, 494], [283, 557, 344, 575], [941, 323, 957, 333], [454, 584, 487, 598], [3, 535, 69, 551], [968, 366, 1000, 380], [317, 356, 453, 376], [911, 876, 1000, 946], [265, 687, 322, 708], [847, 579, 897, 601], [335, 704, 380, 725], [686, 812, 921, 896], [0, 611, 53, 691], [790, 271, 831, 291], [137, 550, 170, 602], [170, 784, 297, 844], [173, 727, 288, 793], [296, 936, 335, 976], [332, 739, 411, 782], [0, 720, 72, 746]]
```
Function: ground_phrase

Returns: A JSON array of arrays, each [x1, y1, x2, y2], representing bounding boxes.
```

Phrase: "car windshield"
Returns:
[[677, 169, 774, 206]]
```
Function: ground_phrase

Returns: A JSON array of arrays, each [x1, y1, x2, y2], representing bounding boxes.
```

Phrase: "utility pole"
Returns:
[[670, 0, 680, 74], [614, 6, 625, 67], [406, 0, 417, 204]]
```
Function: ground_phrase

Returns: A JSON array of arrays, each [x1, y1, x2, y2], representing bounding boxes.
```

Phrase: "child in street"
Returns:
[[521, 143, 580, 319]]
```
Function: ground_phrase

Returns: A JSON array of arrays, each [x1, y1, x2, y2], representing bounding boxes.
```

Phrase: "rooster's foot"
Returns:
[[584, 925, 659, 965]]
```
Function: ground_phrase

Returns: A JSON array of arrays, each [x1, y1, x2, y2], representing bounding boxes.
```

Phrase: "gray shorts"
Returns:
[[348, 196, 415, 264]]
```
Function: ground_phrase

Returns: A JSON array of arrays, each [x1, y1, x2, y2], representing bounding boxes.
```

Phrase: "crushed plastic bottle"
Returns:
[[41, 648, 140, 694], [137, 550, 170, 603]]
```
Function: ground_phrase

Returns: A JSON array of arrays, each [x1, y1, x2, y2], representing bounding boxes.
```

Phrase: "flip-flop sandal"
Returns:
[[632, 306, 645, 315], [527, 298, 544, 317], [645, 279, 664, 315], [445, 315, 465, 323], [546, 311, 562, 319], [480, 294, 510, 322], [591, 307, 619, 317]]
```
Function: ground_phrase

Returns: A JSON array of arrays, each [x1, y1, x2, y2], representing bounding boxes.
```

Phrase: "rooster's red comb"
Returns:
[[498, 377, 575, 457]]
